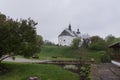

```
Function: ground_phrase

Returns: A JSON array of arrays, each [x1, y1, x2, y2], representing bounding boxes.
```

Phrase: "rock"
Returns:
[[28, 77, 39, 80], [32, 55, 39, 59], [91, 58, 95, 64], [52, 56, 57, 58]]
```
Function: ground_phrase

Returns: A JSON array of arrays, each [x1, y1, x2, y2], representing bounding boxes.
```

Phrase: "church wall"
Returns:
[[58, 36, 76, 46]]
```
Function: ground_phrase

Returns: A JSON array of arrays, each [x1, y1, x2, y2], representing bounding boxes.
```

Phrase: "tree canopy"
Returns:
[[105, 35, 116, 45], [89, 36, 107, 50], [0, 13, 43, 61], [71, 38, 81, 49]]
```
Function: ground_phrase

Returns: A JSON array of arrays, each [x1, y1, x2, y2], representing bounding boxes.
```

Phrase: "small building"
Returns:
[[58, 24, 90, 46], [109, 42, 120, 67], [109, 42, 120, 60], [58, 24, 80, 46]]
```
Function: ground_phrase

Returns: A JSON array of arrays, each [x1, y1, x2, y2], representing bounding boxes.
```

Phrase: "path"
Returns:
[[97, 63, 120, 80], [3, 57, 50, 63]]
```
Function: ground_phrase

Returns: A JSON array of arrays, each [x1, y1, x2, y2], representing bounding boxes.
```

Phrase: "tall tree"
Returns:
[[71, 38, 81, 49], [89, 36, 107, 50], [105, 35, 116, 45], [0, 13, 43, 62], [81, 38, 91, 48]]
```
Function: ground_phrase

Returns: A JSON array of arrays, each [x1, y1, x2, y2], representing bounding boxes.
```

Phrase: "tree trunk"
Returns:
[[0, 55, 12, 63]]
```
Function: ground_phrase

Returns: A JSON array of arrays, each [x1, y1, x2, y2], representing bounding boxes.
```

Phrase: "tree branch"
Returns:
[[0, 55, 12, 63]]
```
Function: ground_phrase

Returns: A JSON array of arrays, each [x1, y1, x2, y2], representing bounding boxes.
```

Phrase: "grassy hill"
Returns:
[[38, 45, 102, 63], [0, 63, 79, 80], [0, 46, 103, 80], [39, 46, 77, 58]]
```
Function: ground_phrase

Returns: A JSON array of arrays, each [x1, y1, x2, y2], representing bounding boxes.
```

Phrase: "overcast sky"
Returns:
[[0, 0, 120, 43]]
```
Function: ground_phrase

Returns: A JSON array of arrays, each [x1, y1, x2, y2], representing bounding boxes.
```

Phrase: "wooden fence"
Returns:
[[36, 60, 94, 65]]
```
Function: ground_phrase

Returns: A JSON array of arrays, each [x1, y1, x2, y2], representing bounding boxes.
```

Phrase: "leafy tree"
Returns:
[[44, 40, 56, 46], [105, 35, 116, 45], [0, 16, 21, 59], [71, 38, 81, 49], [0, 13, 43, 62], [81, 38, 91, 48], [17, 19, 39, 57], [89, 36, 107, 50], [114, 37, 120, 43]]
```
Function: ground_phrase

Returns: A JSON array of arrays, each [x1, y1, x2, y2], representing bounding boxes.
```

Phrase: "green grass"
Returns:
[[84, 50, 103, 64], [0, 63, 79, 80], [38, 45, 102, 63], [39, 46, 79, 60], [15, 45, 102, 63], [0, 46, 103, 80]]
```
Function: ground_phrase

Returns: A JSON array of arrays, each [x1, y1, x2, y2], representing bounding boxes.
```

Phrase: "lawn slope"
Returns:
[[39, 46, 102, 63], [39, 46, 77, 58], [0, 63, 79, 80]]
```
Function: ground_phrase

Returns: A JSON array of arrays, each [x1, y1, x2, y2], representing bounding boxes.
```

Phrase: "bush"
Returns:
[[89, 42, 107, 51], [71, 38, 81, 49], [80, 65, 91, 80], [100, 52, 111, 63], [89, 36, 107, 51]]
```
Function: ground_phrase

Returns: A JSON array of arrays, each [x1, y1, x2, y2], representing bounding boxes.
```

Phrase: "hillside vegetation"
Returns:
[[40, 46, 77, 58], [38, 46, 102, 63]]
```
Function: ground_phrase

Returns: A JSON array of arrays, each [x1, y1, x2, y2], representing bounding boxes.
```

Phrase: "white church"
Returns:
[[58, 24, 90, 46]]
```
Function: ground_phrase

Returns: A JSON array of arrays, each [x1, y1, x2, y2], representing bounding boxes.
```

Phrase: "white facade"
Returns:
[[58, 24, 81, 46], [58, 36, 76, 46], [58, 24, 90, 46]]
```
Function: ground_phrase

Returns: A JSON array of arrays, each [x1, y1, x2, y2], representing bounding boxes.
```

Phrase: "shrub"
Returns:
[[100, 52, 111, 63], [80, 65, 91, 80]]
